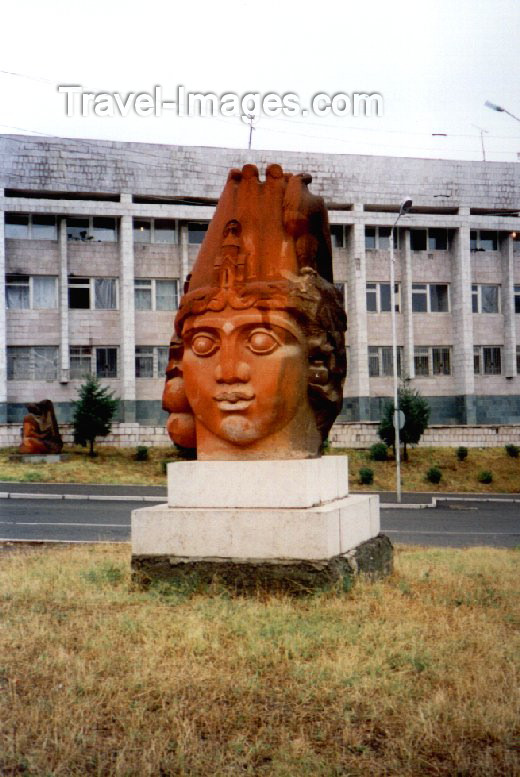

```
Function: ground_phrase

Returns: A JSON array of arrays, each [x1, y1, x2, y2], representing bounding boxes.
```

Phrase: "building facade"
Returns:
[[0, 134, 519, 427]]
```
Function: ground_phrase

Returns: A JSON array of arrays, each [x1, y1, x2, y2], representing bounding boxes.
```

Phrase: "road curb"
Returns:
[[0, 492, 164, 503]]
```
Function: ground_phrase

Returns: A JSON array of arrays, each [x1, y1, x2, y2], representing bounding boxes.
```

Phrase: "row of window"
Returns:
[[6, 345, 169, 381], [331, 226, 505, 252], [5, 215, 209, 245], [7, 276, 520, 315], [368, 345, 507, 377], [7, 214, 514, 254], [7, 344, 515, 381], [5, 276, 179, 311]]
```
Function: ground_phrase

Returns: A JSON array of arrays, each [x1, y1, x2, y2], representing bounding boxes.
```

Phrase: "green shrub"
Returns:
[[456, 446, 468, 461], [161, 459, 176, 475], [369, 442, 388, 461], [135, 445, 149, 462], [22, 470, 45, 482], [478, 470, 493, 484], [505, 444, 519, 458], [359, 467, 374, 485], [426, 466, 442, 484]]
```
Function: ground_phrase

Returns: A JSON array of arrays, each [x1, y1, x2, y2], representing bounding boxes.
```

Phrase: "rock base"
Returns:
[[131, 534, 393, 594], [9, 453, 68, 463]]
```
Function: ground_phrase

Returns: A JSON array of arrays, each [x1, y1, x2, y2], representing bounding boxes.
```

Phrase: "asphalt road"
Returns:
[[0, 497, 519, 547]]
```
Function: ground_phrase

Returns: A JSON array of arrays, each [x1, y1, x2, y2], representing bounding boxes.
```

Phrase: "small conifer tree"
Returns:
[[73, 375, 118, 457], [378, 382, 430, 461]]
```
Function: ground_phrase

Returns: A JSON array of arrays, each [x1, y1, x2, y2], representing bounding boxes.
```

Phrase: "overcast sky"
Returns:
[[1, 0, 519, 162]]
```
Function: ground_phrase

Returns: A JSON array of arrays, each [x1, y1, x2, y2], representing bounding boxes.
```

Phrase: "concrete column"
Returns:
[[119, 206, 136, 422], [401, 228, 415, 379], [345, 208, 370, 420], [58, 218, 70, 381], [180, 222, 189, 287], [501, 233, 516, 378], [451, 217, 476, 424], [0, 199, 6, 422]]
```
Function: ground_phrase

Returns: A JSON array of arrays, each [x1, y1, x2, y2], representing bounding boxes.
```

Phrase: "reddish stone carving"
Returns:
[[19, 400, 63, 455], [163, 164, 347, 460]]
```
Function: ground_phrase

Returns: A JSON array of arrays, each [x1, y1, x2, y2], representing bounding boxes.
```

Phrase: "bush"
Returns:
[[478, 470, 493, 484], [73, 375, 118, 457], [359, 467, 374, 485], [505, 444, 519, 458], [369, 442, 388, 461], [135, 446, 149, 462], [378, 383, 430, 461], [456, 446, 468, 461], [426, 466, 442, 484], [161, 459, 176, 475]]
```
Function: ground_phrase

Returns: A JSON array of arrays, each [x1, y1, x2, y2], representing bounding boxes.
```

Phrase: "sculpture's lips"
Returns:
[[213, 390, 255, 411]]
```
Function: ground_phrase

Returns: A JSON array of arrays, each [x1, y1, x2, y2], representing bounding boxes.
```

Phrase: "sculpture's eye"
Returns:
[[247, 329, 281, 355], [191, 333, 219, 357]]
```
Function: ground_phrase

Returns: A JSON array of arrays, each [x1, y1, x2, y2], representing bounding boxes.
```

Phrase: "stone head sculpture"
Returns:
[[19, 399, 63, 455], [162, 164, 347, 460]]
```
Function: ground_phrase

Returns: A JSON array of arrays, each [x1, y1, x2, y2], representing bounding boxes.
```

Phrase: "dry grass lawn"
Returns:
[[0, 543, 518, 776]]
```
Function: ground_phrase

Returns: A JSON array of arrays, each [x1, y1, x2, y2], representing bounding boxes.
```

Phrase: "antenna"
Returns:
[[471, 124, 489, 161], [247, 114, 255, 151]]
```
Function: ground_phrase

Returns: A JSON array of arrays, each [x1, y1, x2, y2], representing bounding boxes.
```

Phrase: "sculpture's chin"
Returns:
[[218, 415, 263, 445]]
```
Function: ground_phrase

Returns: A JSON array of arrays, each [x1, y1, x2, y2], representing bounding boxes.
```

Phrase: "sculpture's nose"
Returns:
[[215, 338, 251, 383]]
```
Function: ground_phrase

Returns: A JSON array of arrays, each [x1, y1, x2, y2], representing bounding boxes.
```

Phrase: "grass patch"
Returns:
[[0, 543, 518, 775], [330, 446, 520, 493], [0, 445, 180, 486]]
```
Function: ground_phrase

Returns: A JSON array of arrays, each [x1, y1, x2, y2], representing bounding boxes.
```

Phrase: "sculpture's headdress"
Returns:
[[175, 163, 336, 334]]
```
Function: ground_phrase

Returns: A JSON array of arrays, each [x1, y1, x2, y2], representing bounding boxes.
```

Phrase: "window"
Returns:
[[414, 347, 451, 376], [134, 278, 179, 311], [366, 282, 399, 313], [368, 346, 402, 377], [135, 346, 170, 378], [70, 347, 92, 379], [133, 218, 176, 244], [5, 214, 57, 240], [67, 217, 117, 242], [7, 346, 58, 380], [515, 286, 520, 314], [410, 229, 427, 251], [68, 278, 117, 310], [472, 284, 500, 313], [410, 228, 449, 251], [470, 230, 498, 251], [330, 225, 345, 248], [96, 347, 118, 378], [69, 347, 118, 378], [6, 275, 58, 310], [188, 222, 209, 244], [474, 346, 502, 375], [412, 283, 449, 312], [517, 346, 520, 374], [365, 226, 398, 250]]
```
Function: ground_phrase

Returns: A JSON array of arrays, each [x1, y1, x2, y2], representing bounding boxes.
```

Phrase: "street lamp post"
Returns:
[[484, 100, 520, 124], [389, 198, 412, 503]]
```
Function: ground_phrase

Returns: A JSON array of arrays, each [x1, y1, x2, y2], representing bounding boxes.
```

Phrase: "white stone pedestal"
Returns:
[[131, 456, 392, 591]]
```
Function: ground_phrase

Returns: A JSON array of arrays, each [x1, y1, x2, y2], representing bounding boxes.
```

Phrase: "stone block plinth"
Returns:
[[131, 457, 392, 592]]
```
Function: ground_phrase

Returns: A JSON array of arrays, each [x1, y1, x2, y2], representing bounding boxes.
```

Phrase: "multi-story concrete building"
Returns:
[[0, 134, 519, 429]]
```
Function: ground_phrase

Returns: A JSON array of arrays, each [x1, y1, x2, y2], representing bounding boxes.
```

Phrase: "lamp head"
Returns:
[[485, 100, 504, 112], [400, 198, 413, 215]]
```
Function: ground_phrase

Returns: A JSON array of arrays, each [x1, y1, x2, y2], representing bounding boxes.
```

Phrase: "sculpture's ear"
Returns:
[[162, 334, 196, 450]]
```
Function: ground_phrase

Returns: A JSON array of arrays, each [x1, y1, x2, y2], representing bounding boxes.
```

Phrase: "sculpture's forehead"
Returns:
[[183, 309, 305, 341]]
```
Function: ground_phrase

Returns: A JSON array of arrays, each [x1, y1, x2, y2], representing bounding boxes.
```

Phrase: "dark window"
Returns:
[[134, 219, 151, 243], [154, 219, 176, 244], [483, 347, 501, 375], [92, 217, 117, 242], [414, 348, 429, 376], [429, 284, 449, 312], [412, 284, 428, 312], [96, 348, 117, 378], [470, 230, 478, 251], [68, 278, 90, 309], [135, 347, 154, 378], [70, 347, 92, 379], [32, 215, 57, 240], [5, 276, 29, 309], [67, 218, 90, 240], [5, 214, 29, 238], [432, 347, 451, 375], [378, 227, 391, 249], [480, 231, 498, 251], [366, 283, 377, 312], [365, 227, 376, 250], [410, 229, 427, 251], [428, 228, 448, 251], [188, 222, 208, 244], [514, 286, 520, 314], [330, 225, 344, 248], [379, 283, 391, 312]]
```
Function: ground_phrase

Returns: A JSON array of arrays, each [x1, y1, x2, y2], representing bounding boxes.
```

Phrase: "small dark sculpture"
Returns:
[[19, 400, 63, 455], [162, 164, 347, 460]]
